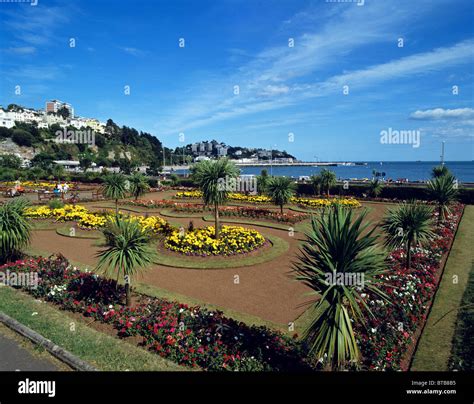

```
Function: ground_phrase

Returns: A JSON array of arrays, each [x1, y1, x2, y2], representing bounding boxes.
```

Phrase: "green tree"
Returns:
[[191, 158, 238, 239], [96, 216, 157, 306], [266, 176, 295, 213], [368, 178, 383, 197], [0, 198, 31, 264], [319, 169, 337, 196], [382, 201, 435, 269], [102, 173, 127, 215], [427, 173, 458, 223], [79, 156, 93, 172], [51, 164, 65, 182], [293, 206, 388, 369], [0, 154, 22, 170], [310, 174, 322, 195], [11, 129, 34, 147], [431, 165, 450, 178], [256, 169, 270, 195], [129, 173, 150, 200]]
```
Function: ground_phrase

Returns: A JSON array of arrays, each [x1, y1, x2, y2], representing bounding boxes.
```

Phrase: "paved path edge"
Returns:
[[0, 311, 98, 371]]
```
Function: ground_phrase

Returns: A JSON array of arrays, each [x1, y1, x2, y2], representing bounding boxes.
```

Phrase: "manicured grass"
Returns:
[[152, 234, 289, 269], [0, 287, 185, 371], [449, 263, 474, 370], [56, 226, 102, 240], [411, 206, 474, 370], [160, 209, 204, 218]]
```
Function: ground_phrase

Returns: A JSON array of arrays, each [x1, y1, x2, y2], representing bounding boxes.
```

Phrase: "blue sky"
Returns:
[[0, 0, 473, 161]]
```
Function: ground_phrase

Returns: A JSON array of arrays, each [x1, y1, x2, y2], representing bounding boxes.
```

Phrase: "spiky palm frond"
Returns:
[[431, 165, 450, 178], [368, 179, 383, 197], [427, 173, 458, 222], [0, 198, 31, 263], [381, 201, 435, 269], [191, 158, 238, 238], [96, 216, 157, 306], [319, 169, 337, 196], [129, 173, 150, 200], [266, 176, 295, 213], [102, 173, 127, 214], [293, 206, 389, 369]]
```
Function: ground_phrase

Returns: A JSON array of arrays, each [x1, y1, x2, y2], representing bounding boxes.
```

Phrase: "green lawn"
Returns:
[[411, 205, 474, 370], [0, 287, 185, 371]]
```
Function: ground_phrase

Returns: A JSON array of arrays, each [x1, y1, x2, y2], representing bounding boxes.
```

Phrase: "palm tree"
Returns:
[[102, 173, 127, 215], [191, 158, 238, 239], [368, 178, 383, 198], [310, 174, 321, 196], [427, 173, 458, 223], [96, 216, 157, 306], [0, 198, 31, 264], [129, 173, 150, 200], [51, 164, 65, 182], [319, 169, 337, 197], [266, 176, 295, 214], [293, 206, 388, 369], [382, 201, 435, 269], [431, 165, 450, 178], [256, 169, 270, 195]]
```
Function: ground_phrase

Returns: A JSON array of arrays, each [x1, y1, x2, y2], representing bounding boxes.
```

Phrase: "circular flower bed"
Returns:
[[164, 225, 266, 256]]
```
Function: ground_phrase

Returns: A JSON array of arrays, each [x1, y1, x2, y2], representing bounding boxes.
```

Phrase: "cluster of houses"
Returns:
[[0, 100, 106, 134]]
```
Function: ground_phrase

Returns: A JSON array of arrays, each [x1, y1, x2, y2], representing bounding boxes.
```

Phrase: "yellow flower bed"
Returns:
[[292, 197, 361, 209], [175, 190, 360, 208], [25, 204, 171, 232], [164, 225, 265, 256], [4, 181, 56, 189]]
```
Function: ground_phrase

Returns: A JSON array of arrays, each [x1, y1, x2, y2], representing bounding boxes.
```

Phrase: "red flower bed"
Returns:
[[1, 255, 311, 371], [355, 203, 463, 370]]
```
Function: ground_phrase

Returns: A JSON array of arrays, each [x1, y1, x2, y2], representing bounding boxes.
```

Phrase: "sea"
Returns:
[[174, 161, 474, 183]]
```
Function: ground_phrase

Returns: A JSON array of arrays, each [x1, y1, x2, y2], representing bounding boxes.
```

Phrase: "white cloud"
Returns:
[[410, 108, 474, 120], [121, 47, 145, 56], [4, 46, 36, 55], [259, 85, 290, 96]]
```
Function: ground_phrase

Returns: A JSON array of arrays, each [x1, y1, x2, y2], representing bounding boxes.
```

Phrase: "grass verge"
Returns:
[[411, 205, 474, 370], [0, 287, 185, 371]]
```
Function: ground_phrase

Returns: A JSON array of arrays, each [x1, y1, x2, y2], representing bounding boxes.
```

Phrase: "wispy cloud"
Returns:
[[410, 107, 474, 120], [156, 1, 471, 135], [3, 46, 37, 55], [120, 47, 146, 57]]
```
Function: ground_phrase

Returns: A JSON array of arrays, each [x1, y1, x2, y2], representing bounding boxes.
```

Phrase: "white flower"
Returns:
[[179, 308, 184, 313], [371, 328, 377, 334], [109, 304, 113, 309]]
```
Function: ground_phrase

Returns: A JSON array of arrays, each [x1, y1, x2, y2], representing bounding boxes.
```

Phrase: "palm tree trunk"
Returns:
[[214, 202, 220, 239], [115, 199, 118, 216], [438, 204, 442, 225], [125, 280, 131, 307], [406, 238, 412, 269], [280, 204, 284, 214], [327, 185, 330, 197]]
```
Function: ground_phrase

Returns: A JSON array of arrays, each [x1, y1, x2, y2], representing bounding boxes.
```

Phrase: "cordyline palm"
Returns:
[[368, 179, 383, 197], [293, 206, 388, 370], [382, 201, 435, 269], [310, 174, 321, 196], [102, 173, 127, 215], [427, 173, 458, 224], [96, 216, 157, 307], [431, 165, 450, 178], [256, 169, 270, 195], [266, 176, 295, 214], [129, 173, 150, 200], [0, 198, 31, 264], [191, 158, 238, 239], [319, 169, 337, 197]]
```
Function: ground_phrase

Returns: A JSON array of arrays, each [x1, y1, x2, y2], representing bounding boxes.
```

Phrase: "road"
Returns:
[[0, 331, 60, 371]]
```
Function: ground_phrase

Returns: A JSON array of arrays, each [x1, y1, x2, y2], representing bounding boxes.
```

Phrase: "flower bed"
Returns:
[[25, 204, 172, 234], [355, 203, 463, 370], [124, 200, 307, 224], [174, 191, 361, 209], [164, 225, 266, 256], [1, 255, 310, 371]]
